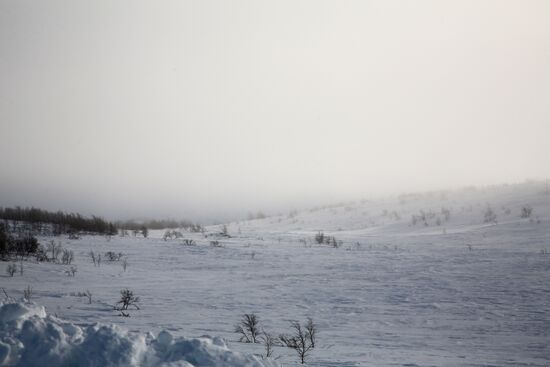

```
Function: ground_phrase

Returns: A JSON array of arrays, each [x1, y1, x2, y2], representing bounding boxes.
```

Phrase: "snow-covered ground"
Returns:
[[1, 181, 550, 366]]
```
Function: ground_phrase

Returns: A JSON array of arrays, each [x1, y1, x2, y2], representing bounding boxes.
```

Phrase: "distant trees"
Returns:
[[116, 219, 203, 232], [0, 206, 116, 235], [247, 211, 267, 220]]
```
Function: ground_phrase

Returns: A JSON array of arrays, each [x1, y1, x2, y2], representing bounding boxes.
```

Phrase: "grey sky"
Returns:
[[1, 1, 549, 220]]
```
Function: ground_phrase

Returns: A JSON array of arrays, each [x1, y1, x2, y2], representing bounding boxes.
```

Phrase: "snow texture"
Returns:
[[1, 181, 549, 366], [0, 301, 275, 367]]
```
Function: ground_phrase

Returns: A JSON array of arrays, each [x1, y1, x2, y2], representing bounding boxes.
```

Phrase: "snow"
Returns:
[[1, 181, 550, 366], [0, 301, 275, 367]]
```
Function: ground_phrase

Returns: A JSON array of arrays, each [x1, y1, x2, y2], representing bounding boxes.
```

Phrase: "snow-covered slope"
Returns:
[[1, 181, 549, 366]]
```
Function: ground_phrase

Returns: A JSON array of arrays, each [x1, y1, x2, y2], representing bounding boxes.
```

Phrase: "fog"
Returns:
[[1, 1, 549, 221]]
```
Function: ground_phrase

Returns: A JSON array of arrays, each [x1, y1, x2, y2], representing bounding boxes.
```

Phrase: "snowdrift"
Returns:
[[0, 301, 277, 367]]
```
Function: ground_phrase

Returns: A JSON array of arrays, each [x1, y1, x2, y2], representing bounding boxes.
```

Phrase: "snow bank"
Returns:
[[0, 301, 277, 367]]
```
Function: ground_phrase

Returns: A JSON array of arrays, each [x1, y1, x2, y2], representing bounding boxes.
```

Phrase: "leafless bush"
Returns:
[[23, 285, 32, 300], [62, 249, 74, 265], [47, 240, 63, 262], [210, 240, 222, 248], [441, 207, 451, 221], [89, 251, 97, 266], [260, 329, 277, 358], [76, 289, 92, 304], [6, 263, 17, 277], [65, 266, 77, 277], [35, 245, 48, 262], [483, 206, 497, 224], [220, 224, 230, 237], [182, 239, 196, 246], [314, 231, 325, 244], [235, 313, 260, 343], [520, 205, 533, 218], [280, 319, 316, 364], [163, 230, 173, 241], [305, 317, 317, 348], [116, 288, 140, 316], [105, 251, 123, 261]]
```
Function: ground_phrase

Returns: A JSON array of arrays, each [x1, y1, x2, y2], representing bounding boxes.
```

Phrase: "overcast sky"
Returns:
[[1, 1, 549, 221]]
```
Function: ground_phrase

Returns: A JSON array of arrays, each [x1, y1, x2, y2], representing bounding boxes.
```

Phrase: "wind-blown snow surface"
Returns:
[[0, 301, 275, 367], [2, 182, 550, 366]]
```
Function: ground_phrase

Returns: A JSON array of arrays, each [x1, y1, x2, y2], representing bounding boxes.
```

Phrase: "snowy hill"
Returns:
[[1, 181, 549, 366]]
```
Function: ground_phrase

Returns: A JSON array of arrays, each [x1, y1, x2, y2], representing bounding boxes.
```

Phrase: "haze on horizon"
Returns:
[[1, 1, 549, 221]]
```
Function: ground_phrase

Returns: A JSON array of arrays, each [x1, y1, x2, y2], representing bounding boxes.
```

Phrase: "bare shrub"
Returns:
[[65, 266, 77, 277], [260, 329, 277, 358], [305, 317, 317, 348], [314, 231, 325, 244], [105, 251, 123, 261], [35, 245, 48, 262], [116, 288, 140, 316], [182, 239, 196, 246], [483, 206, 497, 224], [520, 205, 533, 218], [89, 251, 97, 266], [280, 319, 316, 364], [210, 240, 222, 248], [47, 240, 63, 262], [23, 285, 32, 300], [6, 263, 17, 277], [220, 224, 230, 237], [83, 289, 92, 303], [163, 230, 173, 241], [76, 289, 92, 304], [62, 249, 74, 265], [235, 313, 260, 343]]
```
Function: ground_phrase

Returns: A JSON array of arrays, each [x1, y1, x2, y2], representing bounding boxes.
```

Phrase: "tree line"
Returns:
[[0, 206, 116, 235]]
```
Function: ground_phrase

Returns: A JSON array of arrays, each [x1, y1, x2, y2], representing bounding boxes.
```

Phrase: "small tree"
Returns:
[[305, 317, 317, 348], [85, 289, 92, 304], [141, 226, 148, 238], [23, 285, 32, 300], [65, 266, 77, 277], [280, 320, 315, 364], [89, 251, 97, 266], [520, 205, 533, 218], [260, 329, 277, 358], [116, 288, 140, 312], [6, 263, 17, 277], [235, 313, 260, 343], [47, 240, 63, 262], [483, 206, 497, 224], [62, 249, 74, 265], [314, 231, 325, 244]]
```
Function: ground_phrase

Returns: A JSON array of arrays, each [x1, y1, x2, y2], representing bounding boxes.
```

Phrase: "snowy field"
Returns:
[[2, 182, 550, 366]]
